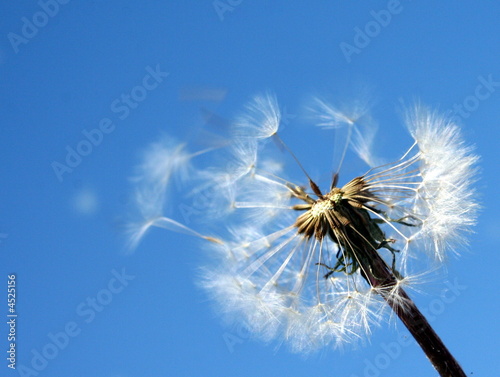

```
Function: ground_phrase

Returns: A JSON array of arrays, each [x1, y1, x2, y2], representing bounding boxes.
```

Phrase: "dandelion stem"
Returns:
[[360, 247, 466, 377], [381, 285, 466, 377]]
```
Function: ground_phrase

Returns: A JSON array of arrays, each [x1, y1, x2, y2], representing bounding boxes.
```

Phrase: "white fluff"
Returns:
[[234, 92, 281, 139], [406, 106, 479, 262], [129, 95, 478, 352]]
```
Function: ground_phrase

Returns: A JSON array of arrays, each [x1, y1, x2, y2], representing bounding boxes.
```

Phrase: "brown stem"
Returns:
[[360, 248, 466, 377], [380, 285, 466, 377]]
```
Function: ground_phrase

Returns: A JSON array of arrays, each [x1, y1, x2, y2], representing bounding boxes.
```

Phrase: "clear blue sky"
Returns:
[[1, 1, 499, 376]]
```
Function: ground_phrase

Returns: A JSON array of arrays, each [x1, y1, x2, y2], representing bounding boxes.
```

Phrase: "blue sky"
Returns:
[[1, 1, 499, 376]]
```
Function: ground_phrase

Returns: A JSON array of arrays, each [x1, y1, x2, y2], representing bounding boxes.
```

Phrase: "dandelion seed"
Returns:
[[310, 97, 381, 168], [130, 94, 477, 377], [235, 92, 281, 139], [127, 135, 216, 250], [209, 139, 258, 184]]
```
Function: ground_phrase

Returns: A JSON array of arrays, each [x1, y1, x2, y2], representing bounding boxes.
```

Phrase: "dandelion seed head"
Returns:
[[130, 94, 479, 353]]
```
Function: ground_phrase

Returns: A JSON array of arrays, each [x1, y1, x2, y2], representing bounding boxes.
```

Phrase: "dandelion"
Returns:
[[234, 92, 281, 139], [127, 135, 220, 250], [130, 96, 477, 377]]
